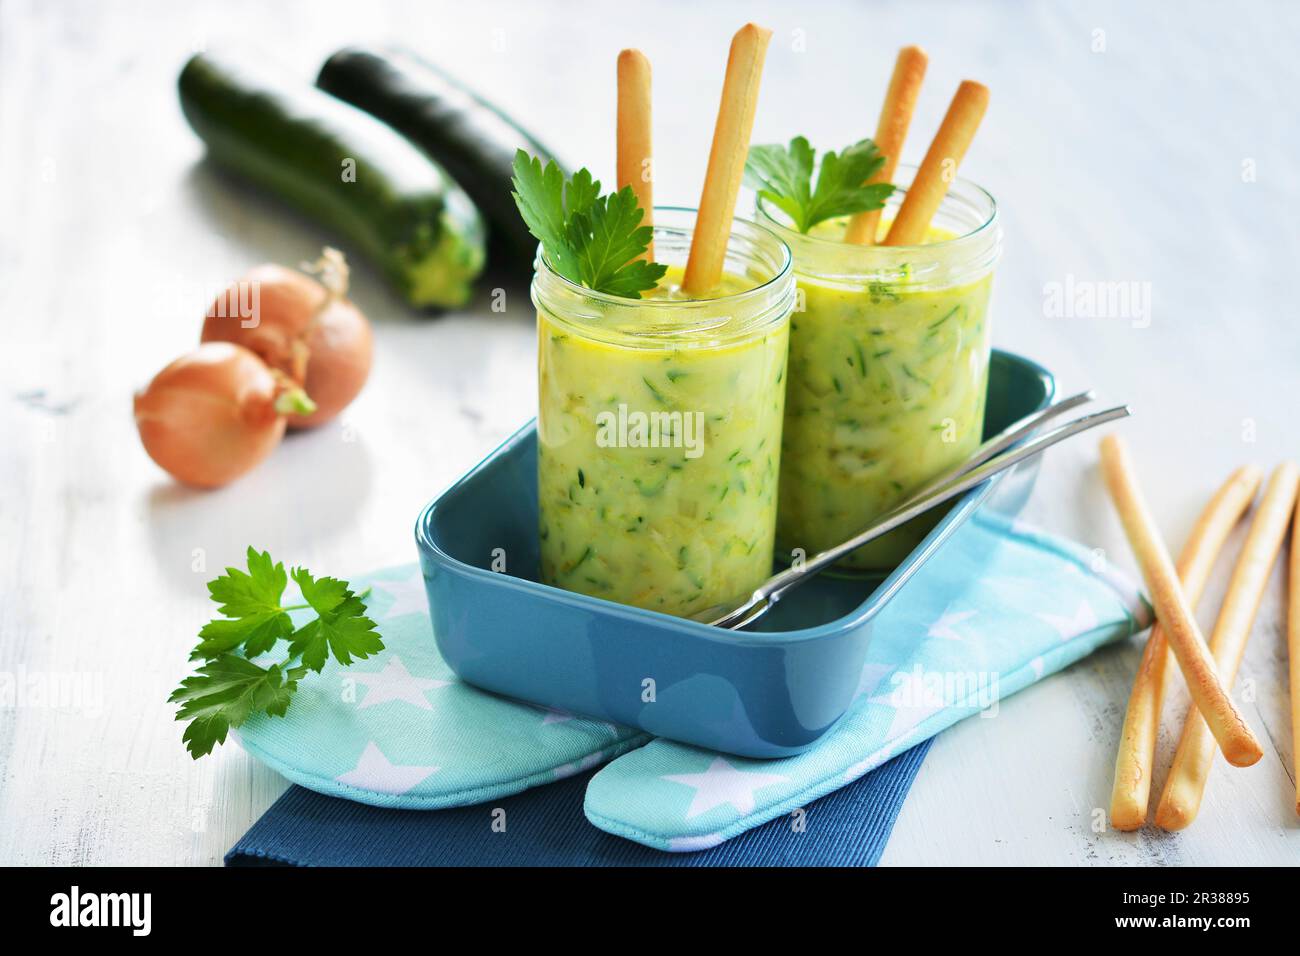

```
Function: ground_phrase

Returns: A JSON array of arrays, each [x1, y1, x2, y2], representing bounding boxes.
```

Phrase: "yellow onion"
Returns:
[[134, 342, 314, 488]]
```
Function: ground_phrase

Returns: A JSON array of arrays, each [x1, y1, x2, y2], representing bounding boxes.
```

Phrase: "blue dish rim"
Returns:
[[415, 349, 1056, 648]]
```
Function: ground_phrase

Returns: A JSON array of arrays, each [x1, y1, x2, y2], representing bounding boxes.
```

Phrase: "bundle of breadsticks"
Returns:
[[1099, 435, 1300, 830]]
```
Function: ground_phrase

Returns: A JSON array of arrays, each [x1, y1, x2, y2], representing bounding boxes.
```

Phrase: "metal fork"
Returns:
[[696, 398, 1129, 630]]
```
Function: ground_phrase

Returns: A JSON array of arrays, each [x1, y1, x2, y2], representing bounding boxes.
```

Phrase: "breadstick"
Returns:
[[845, 45, 928, 245], [1098, 434, 1263, 767], [883, 80, 987, 247], [1289, 479, 1300, 816], [1109, 466, 1261, 830], [1154, 462, 1300, 829], [683, 22, 772, 296], [617, 49, 654, 261]]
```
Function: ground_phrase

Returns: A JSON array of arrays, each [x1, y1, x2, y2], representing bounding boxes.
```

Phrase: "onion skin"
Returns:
[[201, 261, 372, 429], [134, 343, 288, 488]]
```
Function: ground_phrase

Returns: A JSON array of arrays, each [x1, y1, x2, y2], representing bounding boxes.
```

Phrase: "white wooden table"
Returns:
[[2, 0, 1297, 866]]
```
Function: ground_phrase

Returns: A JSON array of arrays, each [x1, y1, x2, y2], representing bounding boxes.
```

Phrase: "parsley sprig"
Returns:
[[169, 547, 383, 758], [744, 136, 895, 234], [511, 150, 667, 298]]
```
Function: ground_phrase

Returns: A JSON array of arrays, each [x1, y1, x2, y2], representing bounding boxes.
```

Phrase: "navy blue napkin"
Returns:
[[226, 739, 929, 866]]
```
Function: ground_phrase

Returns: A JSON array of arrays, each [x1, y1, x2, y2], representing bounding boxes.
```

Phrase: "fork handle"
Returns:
[[901, 390, 1094, 504], [761, 405, 1132, 606]]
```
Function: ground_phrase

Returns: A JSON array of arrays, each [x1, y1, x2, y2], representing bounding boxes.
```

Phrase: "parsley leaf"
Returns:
[[511, 152, 581, 280], [744, 136, 896, 233], [192, 547, 293, 659], [169, 655, 297, 758], [745, 136, 817, 228], [287, 568, 384, 672], [512, 150, 666, 298], [169, 549, 384, 759]]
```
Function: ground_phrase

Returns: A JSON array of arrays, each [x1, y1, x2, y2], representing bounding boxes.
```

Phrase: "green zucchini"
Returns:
[[317, 47, 565, 270], [179, 52, 485, 309]]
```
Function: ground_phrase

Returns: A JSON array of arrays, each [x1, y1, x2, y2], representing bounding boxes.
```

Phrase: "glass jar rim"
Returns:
[[754, 167, 993, 251], [753, 165, 1001, 286], [533, 205, 793, 306], [531, 205, 796, 349]]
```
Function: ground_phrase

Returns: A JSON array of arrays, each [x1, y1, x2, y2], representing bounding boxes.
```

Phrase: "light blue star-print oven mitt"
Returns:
[[583, 510, 1151, 851], [235, 509, 1147, 840]]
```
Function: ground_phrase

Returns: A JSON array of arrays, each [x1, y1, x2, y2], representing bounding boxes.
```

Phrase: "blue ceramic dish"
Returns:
[[416, 350, 1055, 758]]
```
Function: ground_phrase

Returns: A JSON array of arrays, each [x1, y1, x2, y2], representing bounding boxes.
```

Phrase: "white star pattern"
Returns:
[[1090, 563, 1154, 628], [353, 655, 448, 710], [1009, 517, 1040, 539], [553, 751, 608, 780], [928, 606, 977, 641], [1037, 600, 1098, 640], [373, 574, 430, 619], [540, 707, 573, 725], [538, 706, 618, 734], [661, 757, 787, 819], [843, 754, 884, 782], [334, 742, 439, 795], [668, 833, 725, 851], [869, 670, 947, 739], [869, 668, 926, 708], [856, 662, 894, 699]]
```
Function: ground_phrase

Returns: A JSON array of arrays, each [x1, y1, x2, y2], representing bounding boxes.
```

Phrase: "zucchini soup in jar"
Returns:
[[756, 166, 1002, 572], [534, 208, 795, 618]]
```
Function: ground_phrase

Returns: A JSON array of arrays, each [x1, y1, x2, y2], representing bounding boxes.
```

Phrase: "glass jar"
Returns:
[[756, 165, 1002, 572], [533, 207, 795, 617]]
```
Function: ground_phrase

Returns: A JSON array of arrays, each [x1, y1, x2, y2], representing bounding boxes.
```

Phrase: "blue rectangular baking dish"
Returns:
[[415, 349, 1054, 758]]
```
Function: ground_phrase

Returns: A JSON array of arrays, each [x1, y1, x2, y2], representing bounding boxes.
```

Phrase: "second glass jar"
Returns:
[[756, 166, 1003, 572]]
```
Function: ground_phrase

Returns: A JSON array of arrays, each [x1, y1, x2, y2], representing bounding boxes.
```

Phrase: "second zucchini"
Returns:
[[317, 47, 565, 271]]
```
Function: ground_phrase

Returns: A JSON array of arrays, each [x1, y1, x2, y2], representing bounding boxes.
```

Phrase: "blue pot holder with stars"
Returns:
[[235, 510, 1149, 852]]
